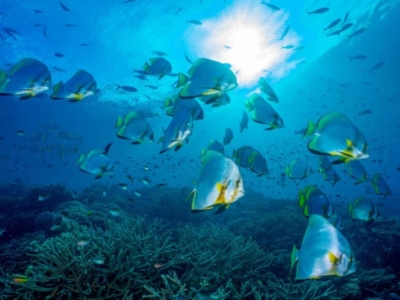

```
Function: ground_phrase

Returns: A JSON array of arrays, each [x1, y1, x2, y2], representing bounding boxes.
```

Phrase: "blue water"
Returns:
[[0, 0, 399, 298]]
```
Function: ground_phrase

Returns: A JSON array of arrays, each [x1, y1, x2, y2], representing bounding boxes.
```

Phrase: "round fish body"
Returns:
[[191, 150, 244, 211], [292, 214, 356, 280]]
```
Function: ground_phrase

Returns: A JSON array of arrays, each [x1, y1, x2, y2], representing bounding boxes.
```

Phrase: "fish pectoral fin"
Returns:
[[328, 251, 340, 265], [346, 139, 353, 147], [214, 182, 227, 205]]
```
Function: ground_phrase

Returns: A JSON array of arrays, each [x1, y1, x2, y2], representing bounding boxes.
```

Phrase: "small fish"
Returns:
[[11, 274, 29, 284], [109, 207, 123, 216], [348, 197, 379, 222], [115, 111, 154, 144], [134, 191, 141, 197], [239, 111, 249, 133], [91, 256, 105, 265], [327, 29, 342, 37], [323, 19, 341, 31], [245, 94, 284, 130], [348, 55, 367, 61], [117, 183, 128, 190], [261, 1, 281, 11], [298, 185, 334, 218], [145, 84, 158, 90], [281, 45, 294, 49], [367, 61, 385, 72], [33, 9, 43, 13], [153, 51, 167, 57], [371, 173, 391, 198], [59, 1, 70, 12], [186, 20, 202, 25], [224, 45, 231, 49], [154, 263, 163, 269], [286, 160, 312, 180], [222, 128, 234, 146], [134, 74, 147, 80], [116, 84, 137, 92], [77, 239, 90, 247], [38, 193, 51, 201], [141, 177, 151, 185], [54, 53, 64, 58], [358, 109, 372, 116], [142, 57, 172, 79], [143, 166, 150, 171], [156, 183, 167, 187], [0, 228, 5, 236], [53, 66, 66, 72], [348, 28, 366, 38], [279, 26, 290, 41], [345, 160, 369, 184], [65, 24, 77, 27], [307, 7, 329, 14], [15, 130, 25, 136], [340, 23, 354, 32]]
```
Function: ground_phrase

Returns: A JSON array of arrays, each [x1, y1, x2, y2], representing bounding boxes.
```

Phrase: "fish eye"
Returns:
[[235, 180, 241, 187]]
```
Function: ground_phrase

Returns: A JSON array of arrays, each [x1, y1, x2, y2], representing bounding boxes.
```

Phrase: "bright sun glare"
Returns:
[[189, 0, 299, 87]]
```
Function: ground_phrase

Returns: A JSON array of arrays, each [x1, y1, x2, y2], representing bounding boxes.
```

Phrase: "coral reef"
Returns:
[[1, 183, 400, 299], [1, 216, 274, 299]]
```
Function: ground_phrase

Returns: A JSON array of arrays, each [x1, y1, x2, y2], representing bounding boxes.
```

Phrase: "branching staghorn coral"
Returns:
[[264, 275, 339, 300], [3, 216, 275, 299]]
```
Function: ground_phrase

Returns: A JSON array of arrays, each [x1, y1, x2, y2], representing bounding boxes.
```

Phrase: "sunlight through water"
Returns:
[[188, 0, 300, 88]]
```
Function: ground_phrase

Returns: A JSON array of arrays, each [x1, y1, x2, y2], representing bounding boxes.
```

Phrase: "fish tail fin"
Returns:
[[51, 81, 64, 99], [303, 121, 316, 138], [348, 203, 353, 215], [115, 116, 123, 128], [176, 73, 189, 88], [143, 62, 150, 72], [76, 152, 86, 165], [285, 166, 290, 176], [303, 205, 310, 217], [290, 245, 298, 273], [348, 56, 353, 62], [116, 84, 121, 90], [164, 97, 172, 108], [0, 70, 7, 86], [244, 99, 254, 111]]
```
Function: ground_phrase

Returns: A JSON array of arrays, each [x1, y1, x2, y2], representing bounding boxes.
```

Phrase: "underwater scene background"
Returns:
[[0, 0, 400, 299]]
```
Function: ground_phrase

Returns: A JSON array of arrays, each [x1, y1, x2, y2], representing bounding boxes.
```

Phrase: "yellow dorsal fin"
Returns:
[[346, 139, 353, 147]]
